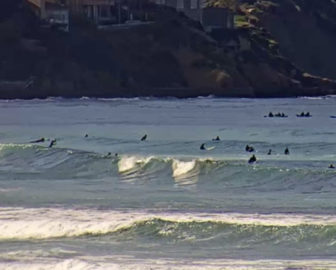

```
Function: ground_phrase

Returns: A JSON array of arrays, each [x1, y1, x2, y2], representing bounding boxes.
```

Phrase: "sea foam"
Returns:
[[1, 207, 336, 240]]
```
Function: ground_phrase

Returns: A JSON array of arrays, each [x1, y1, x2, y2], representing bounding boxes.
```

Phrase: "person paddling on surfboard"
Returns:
[[248, 155, 257, 164], [245, 145, 255, 152], [141, 134, 147, 141], [30, 138, 45, 143], [200, 143, 215, 151]]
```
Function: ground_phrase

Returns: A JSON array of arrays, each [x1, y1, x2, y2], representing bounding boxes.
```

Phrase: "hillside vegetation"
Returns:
[[0, 0, 335, 98]]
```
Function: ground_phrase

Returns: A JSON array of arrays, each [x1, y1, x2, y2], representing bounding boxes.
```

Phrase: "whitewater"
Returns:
[[1, 97, 336, 269]]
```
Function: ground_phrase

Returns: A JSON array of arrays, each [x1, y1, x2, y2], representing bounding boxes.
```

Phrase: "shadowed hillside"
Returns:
[[0, 0, 335, 98], [239, 0, 336, 80]]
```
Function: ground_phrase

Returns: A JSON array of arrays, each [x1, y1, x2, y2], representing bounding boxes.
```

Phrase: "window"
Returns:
[[190, 0, 198, 9]]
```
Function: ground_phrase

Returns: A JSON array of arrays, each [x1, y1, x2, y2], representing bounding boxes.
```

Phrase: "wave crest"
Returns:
[[2, 207, 336, 241]]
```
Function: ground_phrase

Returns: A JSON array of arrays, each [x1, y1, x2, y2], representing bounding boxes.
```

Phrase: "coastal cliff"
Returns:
[[0, 0, 336, 99]]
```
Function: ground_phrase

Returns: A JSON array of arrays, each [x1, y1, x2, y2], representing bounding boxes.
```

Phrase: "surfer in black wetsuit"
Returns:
[[84, 134, 88, 138], [268, 112, 274, 117], [104, 152, 112, 158], [212, 136, 220, 141], [329, 164, 335, 169], [267, 149, 272, 155], [284, 147, 289, 155], [141, 134, 147, 141], [200, 143, 206, 150], [245, 145, 255, 152], [30, 138, 45, 143], [248, 155, 257, 163], [48, 139, 56, 148]]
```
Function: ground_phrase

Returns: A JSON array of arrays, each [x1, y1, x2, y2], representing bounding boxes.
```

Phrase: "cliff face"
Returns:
[[0, 0, 335, 98], [249, 0, 336, 80]]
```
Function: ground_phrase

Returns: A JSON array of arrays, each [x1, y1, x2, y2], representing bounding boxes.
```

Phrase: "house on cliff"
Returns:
[[25, 0, 69, 31], [57, 0, 149, 26], [152, 0, 234, 32], [25, 0, 233, 31], [26, 0, 117, 26], [68, 0, 117, 25]]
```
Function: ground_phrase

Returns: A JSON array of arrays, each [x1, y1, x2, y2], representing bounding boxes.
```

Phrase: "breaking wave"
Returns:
[[1, 207, 336, 243], [0, 143, 335, 189]]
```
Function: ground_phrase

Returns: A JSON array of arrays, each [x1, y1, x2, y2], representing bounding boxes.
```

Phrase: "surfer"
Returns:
[[200, 143, 206, 150], [48, 139, 56, 148], [297, 112, 311, 117], [245, 145, 255, 152], [284, 147, 289, 155], [329, 164, 335, 169], [29, 137, 45, 143], [84, 134, 88, 138], [268, 112, 274, 117], [267, 149, 272, 155], [248, 155, 257, 164], [104, 152, 112, 158], [141, 134, 147, 141], [212, 136, 220, 141]]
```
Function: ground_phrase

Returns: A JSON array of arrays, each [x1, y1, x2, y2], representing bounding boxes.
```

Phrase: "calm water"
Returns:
[[1, 97, 336, 269]]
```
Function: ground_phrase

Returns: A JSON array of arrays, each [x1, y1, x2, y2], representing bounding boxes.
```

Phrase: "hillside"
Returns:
[[240, 0, 336, 80], [0, 0, 335, 98]]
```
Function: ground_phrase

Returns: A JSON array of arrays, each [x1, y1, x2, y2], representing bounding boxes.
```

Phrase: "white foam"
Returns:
[[0, 143, 33, 152], [118, 156, 139, 173], [0, 188, 21, 193], [117, 156, 153, 173], [172, 159, 197, 178], [1, 207, 336, 240], [1, 257, 336, 270]]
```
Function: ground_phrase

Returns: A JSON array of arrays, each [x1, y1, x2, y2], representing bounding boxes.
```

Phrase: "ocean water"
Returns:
[[1, 97, 336, 269]]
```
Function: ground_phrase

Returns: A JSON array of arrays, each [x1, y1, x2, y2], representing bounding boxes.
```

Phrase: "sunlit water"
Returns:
[[1, 97, 336, 269]]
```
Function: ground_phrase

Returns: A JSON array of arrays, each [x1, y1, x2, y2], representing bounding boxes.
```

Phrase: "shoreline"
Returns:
[[0, 86, 335, 100]]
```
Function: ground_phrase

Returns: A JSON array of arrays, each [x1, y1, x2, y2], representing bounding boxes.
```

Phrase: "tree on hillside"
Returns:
[[205, 0, 238, 11]]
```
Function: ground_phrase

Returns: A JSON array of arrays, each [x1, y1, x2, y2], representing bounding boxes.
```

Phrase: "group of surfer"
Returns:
[[201, 139, 291, 164], [29, 133, 335, 169], [265, 112, 312, 118], [29, 133, 148, 157], [29, 137, 56, 148], [206, 139, 335, 168], [296, 112, 311, 118], [246, 146, 290, 164], [266, 112, 288, 118]]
